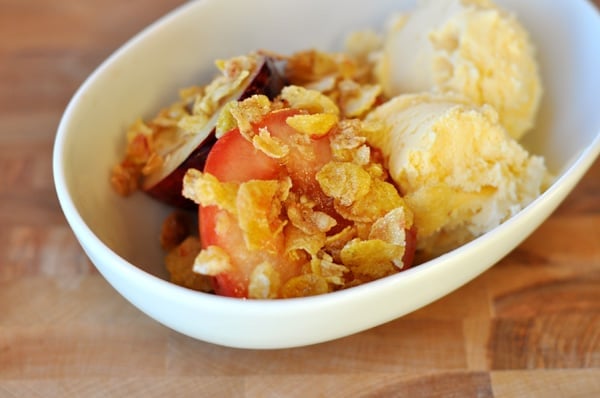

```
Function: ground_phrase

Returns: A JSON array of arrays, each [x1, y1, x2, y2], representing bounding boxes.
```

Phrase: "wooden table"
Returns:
[[1, 1, 598, 396]]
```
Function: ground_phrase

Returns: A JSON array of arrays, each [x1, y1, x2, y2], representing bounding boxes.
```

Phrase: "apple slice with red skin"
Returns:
[[143, 56, 286, 209]]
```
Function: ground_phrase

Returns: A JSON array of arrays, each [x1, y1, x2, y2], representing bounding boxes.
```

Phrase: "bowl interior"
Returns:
[[56, 0, 600, 282]]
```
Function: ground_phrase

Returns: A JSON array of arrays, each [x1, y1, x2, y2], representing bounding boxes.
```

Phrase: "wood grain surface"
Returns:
[[1, 1, 599, 397]]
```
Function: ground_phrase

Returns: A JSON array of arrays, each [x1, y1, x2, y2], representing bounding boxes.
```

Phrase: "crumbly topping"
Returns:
[[182, 89, 414, 296], [117, 49, 417, 298]]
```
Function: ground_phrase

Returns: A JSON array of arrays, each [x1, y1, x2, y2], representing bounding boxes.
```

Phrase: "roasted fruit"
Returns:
[[198, 109, 333, 297], [182, 93, 417, 299]]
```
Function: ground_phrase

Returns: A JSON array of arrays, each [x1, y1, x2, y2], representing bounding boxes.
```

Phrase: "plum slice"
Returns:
[[141, 55, 286, 208]]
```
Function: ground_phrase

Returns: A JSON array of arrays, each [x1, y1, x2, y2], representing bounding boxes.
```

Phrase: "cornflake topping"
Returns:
[[182, 169, 238, 215], [253, 127, 289, 159], [316, 161, 372, 206], [236, 178, 291, 252], [285, 49, 384, 118], [249, 262, 281, 299], [286, 113, 339, 137], [128, 49, 419, 299], [225, 94, 273, 140], [193, 245, 232, 276], [178, 87, 416, 298], [280, 85, 339, 115]]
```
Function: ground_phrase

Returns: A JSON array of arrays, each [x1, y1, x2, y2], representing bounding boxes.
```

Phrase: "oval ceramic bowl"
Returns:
[[53, 0, 600, 349]]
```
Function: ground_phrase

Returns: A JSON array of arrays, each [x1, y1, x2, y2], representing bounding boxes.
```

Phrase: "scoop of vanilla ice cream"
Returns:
[[364, 93, 547, 257], [375, 0, 542, 140]]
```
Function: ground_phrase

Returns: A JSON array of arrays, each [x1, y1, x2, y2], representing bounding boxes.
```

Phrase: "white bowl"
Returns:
[[53, 0, 600, 349]]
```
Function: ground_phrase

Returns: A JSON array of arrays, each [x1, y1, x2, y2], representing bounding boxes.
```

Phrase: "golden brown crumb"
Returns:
[[165, 236, 213, 292], [159, 211, 194, 251], [110, 163, 140, 196]]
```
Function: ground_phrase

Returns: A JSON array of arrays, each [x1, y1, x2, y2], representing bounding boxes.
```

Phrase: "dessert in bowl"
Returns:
[[53, 0, 600, 348]]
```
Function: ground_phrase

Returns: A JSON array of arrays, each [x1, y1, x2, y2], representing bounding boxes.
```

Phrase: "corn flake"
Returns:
[[335, 178, 404, 223], [316, 161, 372, 206], [331, 119, 367, 151], [340, 238, 403, 280], [330, 120, 371, 163], [324, 226, 357, 257], [228, 94, 273, 140], [178, 85, 204, 103], [338, 79, 382, 118], [280, 85, 340, 115], [311, 254, 348, 286], [281, 273, 329, 298], [248, 262, 281, 299], [286, 113, 339, 137], [110, 162, 140, 196], [215, 101, 238, 138], [182, 169, 238, 214], [286, 196, 337, 235], [370, 207, 413, 244], [177, 114, 210, 136], [193, 245, 232, 276], [193, 55, 256, 117], [284, 224, 325, 259], [124, 133, 152, 165], [304, 75, 337, 93], [285, 50, 342, 83], [236, 179, 289, 252], [126, 119, 153, 142], [166, 236, 213, 292], [252, 127, 290, 158]]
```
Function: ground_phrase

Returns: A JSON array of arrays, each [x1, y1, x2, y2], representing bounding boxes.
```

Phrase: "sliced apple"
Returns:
[[142, 55, 286, 208]]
